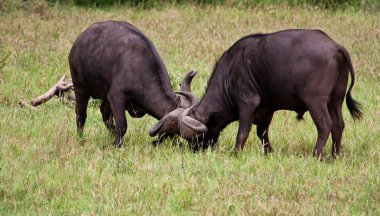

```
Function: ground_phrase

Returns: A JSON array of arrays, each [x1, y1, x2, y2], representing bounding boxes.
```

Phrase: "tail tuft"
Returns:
[[346, 91, 363, 120], [338, 45, 363, 121]]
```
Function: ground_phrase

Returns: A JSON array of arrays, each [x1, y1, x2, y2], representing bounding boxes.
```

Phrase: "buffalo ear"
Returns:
[[180, 116, 208, 134], [148, 108, 184, 137]]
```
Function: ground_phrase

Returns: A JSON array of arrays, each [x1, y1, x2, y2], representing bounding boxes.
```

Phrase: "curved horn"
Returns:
[[180, 70, 197, 92], [148, 116, 167, 137], [176, 91, 198, 107], [180, 116, 208, 133], [148, 108, 184, 137]]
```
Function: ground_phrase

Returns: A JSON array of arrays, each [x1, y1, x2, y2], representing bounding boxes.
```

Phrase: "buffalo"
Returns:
[[149, 29, 362, 159], [69, 21, 196, 147]]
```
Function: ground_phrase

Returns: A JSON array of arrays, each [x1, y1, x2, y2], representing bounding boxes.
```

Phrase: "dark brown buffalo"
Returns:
[[149, 29, 362, 159], [69, 21, 196, 147]]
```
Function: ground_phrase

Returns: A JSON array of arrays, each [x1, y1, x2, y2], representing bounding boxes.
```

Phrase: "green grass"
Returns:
[[1, 4, 379, 215]]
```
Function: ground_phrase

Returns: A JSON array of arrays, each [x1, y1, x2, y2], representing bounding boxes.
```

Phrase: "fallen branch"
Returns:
[[20, 75, 75, 109], [19, 99, 38, 110]]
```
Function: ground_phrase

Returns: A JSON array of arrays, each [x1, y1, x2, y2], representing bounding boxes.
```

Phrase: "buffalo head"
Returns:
[[149, 91, 208, 140]]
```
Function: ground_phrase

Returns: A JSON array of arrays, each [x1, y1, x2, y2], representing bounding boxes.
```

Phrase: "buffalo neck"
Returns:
[[150, 91, 178, 119], [196, 93, 237, 130], [191, 46, 243, 135], [193, 74, 237, 135], [143, 75, 178, 120]]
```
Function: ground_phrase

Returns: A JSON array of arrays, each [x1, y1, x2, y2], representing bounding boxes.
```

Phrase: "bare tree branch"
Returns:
[[20, 75, 75, 109], [19, 99, 38, 110]]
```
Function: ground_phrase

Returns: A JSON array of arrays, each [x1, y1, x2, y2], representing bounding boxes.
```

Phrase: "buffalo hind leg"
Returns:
[[329, 75, 347, 158], [100, 100, 115, 133], [75, 90, 90, 137], [306, 99, 333, 160], [256, 113, 274, 154], [108, 92, 127, 148], [329, 105, 345, 158]]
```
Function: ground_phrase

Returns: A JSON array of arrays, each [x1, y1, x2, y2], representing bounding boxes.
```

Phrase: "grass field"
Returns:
[[0, 3, 379, 215]]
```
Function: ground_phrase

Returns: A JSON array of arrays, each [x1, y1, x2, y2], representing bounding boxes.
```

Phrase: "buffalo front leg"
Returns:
[[108, 93, 127, 148], [256, 113, 274, 154], [100, 100, 115, 133], [205, 131, 220, 150], [74, 90, 90, 137], [234, 109, 256, 152]]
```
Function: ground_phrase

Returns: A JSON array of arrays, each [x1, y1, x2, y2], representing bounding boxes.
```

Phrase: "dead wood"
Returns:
[[20, 75, 75, 109], [19, 99, 38, 110]]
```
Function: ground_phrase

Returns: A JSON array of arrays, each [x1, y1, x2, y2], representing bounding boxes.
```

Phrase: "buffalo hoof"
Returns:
[[264, 145, 274, 155], [230, 149, 241, 158], [113, 140, 123, 148], [313, 151, 324, 161]]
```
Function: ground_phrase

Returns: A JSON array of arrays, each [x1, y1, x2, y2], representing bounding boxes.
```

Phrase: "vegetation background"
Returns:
[[0, 0, 379, 214]]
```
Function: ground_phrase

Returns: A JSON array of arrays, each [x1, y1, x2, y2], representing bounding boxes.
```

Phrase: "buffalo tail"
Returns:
[[338, 45, 363, 120]]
